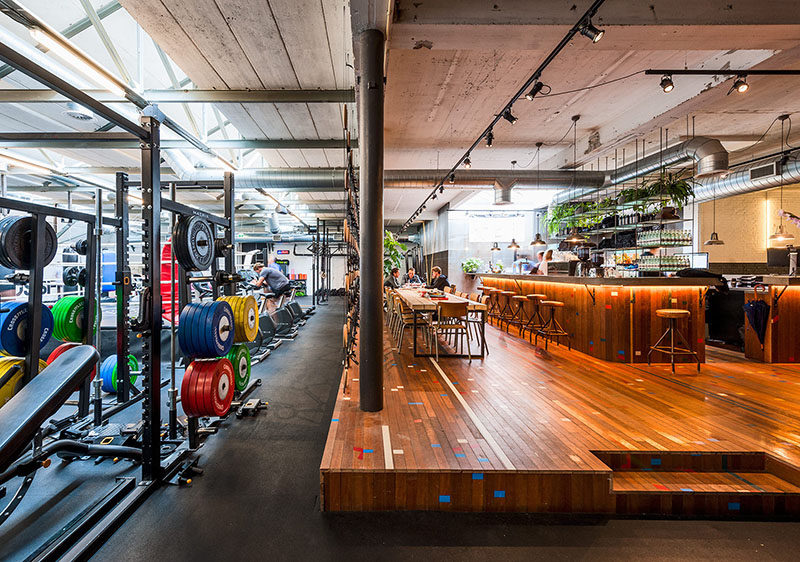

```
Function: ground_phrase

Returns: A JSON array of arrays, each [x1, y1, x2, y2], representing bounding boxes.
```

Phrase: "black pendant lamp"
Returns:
[[704, 185, 724, 246]]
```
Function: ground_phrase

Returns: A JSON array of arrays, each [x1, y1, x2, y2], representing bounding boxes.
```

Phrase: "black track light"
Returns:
[[660, 74, 674, 93], [447, 175, 454, 185], [463, 156, 472, 169], [524, 81, 545, 101], [486, 130, 494, 148], [502, 108, 518, 125], [440, 184, 446, 193], [579, 17, 604, 43], [733, 75, 749, 93], [432, 193, 437, 200]]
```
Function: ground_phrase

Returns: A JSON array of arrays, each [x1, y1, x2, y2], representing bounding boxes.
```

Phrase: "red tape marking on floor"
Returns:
[[353, 446, 364, 460]]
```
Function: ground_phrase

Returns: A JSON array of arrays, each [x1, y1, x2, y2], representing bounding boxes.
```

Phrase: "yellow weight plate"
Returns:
[[217, 296, 259, 343]]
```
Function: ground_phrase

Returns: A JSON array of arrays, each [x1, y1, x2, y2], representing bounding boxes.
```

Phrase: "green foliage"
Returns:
[[461, 257, 482, 273], [383, 230, 407, 277], [545, 170, 696, 235]]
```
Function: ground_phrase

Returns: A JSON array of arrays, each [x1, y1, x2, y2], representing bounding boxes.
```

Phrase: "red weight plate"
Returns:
[[198, 360, 215, 416], [49, 342, 97, 390], [210, 359, 234, 417], [189, 360, 209, 417], [181, 362, 198, 417]]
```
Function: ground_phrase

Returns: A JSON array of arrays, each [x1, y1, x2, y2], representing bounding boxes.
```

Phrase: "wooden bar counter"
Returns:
[[480, 274, 717, 364], [744, 276, 800, 363]]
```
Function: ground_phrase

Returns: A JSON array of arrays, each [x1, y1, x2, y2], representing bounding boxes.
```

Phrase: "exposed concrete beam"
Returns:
[[390, 0, 800, 51], [0, 89, 354, 103]]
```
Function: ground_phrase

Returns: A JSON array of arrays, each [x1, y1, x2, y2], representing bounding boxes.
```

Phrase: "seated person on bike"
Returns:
[[252, 262, 291, 310]]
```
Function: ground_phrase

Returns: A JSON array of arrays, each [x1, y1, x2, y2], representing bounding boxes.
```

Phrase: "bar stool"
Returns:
[[498, 290, 516, 332], [507, 295, 527, 333], [486, 288, 501, 323], [535, 301, 571, 350], [648, 309, 701, 373], [521, 293, 547, 342]]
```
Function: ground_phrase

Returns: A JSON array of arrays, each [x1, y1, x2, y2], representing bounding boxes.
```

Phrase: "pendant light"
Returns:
[[530, 145, 547, 247], [507, 238, 520, 249], [769, 117, 795, 246], [530, 232, 546, 247], [566, 116, 585, 245], [490, 242, 501, 252], [704, 184, 724, 246]]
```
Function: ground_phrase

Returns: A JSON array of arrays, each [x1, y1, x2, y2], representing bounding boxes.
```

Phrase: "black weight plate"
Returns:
[[0, 216, 58, 270], [173, 215, 213, 271], [77, 267, 88, 287], [73, 239, 88, 255], [62, 266, 80, 286]]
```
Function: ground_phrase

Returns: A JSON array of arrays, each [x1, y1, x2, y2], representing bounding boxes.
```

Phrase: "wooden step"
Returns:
[[612, 470, 800, 495]]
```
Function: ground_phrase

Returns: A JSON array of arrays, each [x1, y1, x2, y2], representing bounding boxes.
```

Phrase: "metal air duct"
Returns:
[[692, 155, 800, 202]]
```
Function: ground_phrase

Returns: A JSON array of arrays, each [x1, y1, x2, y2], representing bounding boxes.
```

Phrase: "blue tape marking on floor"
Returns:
[[618, 350, 625, 355], [589, 340, 594, 345], [455, 453, 466, 458], [494, 490, 505, 498], [439, 495, 450, 503], [408, 402, 423, 405], [681, 488, 693, 492], [478, 457, 490, 462], [452, 382, 459, 385], [431, 444, 441, 448], [651, 458, 662, 466], [440, 393, 448, 396], [728, 502, 740, 511], [642, 468, 653, 471], [472, 473, 484, 480], [331, 419, 339, 422], [363, 449, 374, 453], [728, 472, 767, 492]]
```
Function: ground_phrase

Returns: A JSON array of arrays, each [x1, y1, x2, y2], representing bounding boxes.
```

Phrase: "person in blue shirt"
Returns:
[[267, 254, 282, 271], [401, 267, 422, 285]]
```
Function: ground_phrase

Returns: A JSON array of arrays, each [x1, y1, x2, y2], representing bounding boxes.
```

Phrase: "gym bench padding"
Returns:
[[0, 346, 99, 474]]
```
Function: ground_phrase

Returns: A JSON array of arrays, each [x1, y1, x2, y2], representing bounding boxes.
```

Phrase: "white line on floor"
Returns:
[[382, 425, 394, 469], [429, 359, 516, 470]]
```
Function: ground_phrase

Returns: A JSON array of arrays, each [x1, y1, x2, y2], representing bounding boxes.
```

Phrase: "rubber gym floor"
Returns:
[[4, 299, 800, 561]]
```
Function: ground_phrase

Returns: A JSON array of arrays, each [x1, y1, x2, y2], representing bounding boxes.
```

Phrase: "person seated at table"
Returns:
[[426, 266, 450, 291], [402, 267, 422, 285], [384, 266, 401, 289]]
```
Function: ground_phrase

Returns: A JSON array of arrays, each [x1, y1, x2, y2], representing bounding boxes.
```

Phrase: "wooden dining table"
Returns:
[[395, 288, 488, 359]]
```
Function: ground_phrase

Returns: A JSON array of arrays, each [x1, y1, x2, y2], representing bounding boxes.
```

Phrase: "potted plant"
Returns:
[[461, 257, 482, 274], [383, 230, 407, 277]]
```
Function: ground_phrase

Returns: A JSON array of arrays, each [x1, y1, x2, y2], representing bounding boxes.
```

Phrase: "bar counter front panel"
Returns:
[[480, 274, 711, 364]]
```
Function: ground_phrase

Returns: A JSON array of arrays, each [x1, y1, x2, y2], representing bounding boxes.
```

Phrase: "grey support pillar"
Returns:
[[358, 29, 385, 412]]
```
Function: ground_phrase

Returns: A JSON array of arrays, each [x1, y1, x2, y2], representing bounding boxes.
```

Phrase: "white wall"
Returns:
[[271, 242, 347, 289]]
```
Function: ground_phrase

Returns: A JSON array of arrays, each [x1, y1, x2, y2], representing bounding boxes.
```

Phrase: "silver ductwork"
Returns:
[[550, 136, 729, 205], [267, 212, 280, 234], [382, 169, 606, 190], [493, 179, 512, 205], [692, 155, 800, 202]]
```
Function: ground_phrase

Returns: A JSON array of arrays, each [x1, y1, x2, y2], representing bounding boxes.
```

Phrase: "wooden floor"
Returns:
[[320, 319, 800, 515]]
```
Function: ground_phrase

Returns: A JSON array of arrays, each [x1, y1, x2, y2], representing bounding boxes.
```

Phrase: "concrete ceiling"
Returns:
[[119, 0, 354, 169], [381, 0, 800, 224]]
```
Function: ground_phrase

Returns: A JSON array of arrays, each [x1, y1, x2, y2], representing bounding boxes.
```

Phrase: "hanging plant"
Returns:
[[639, 169, 696, 209]]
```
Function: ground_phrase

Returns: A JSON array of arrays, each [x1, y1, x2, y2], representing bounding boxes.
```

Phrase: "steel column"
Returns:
[[357, 29, 385, 412], [223, 172, 235, 296], [140, 115, 162, 482], [115, 172, 131, 403]]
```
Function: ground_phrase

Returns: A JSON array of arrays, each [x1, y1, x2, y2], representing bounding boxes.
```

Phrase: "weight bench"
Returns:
[[0, 346, 141, 526]]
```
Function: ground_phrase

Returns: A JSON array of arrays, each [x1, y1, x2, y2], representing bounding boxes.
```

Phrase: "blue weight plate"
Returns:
[[215, 301, 234, 356], [178, 305, 192, 356], [100, 355, 117, 393], [0, 302, 54, 356], [204, 302, 220, 357], [184, 303, 200, 357], [194, 302, 212, 357]]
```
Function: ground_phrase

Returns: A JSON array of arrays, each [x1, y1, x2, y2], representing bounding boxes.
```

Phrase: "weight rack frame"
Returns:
[[0, 195, 122, 418]]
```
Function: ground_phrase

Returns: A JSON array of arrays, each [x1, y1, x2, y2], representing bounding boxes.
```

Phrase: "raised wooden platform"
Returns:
[[320, 324, 800, 515]]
